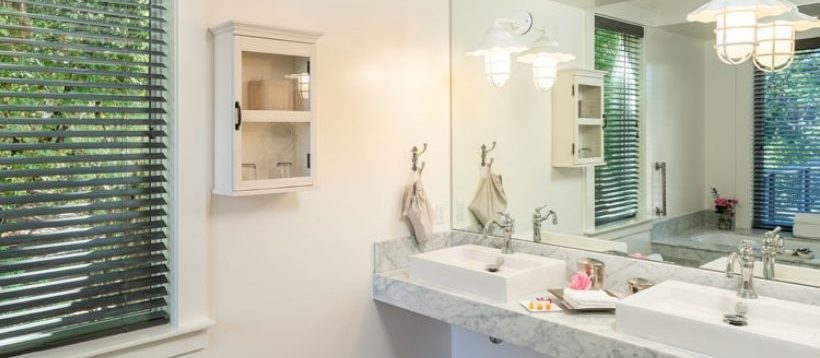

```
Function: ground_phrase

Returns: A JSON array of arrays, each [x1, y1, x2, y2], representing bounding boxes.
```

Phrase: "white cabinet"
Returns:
[[211, 22, 322, 196], [551, 69, 606, 168]]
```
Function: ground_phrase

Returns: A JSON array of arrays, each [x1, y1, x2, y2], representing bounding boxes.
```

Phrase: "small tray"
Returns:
[[519, 299, 563, 313], [548, 289, 618, 313]]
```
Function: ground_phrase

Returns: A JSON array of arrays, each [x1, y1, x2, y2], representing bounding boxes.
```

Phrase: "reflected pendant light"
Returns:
[[286, 61, 311, 100], [687, 0, 795, 65], [754, 9, 819, 72], [467, 14, 532, 88], [517, 30, 575, 91]]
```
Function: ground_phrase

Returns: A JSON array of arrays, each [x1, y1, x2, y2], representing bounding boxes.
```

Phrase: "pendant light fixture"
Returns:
[[467, 13, 533, 88], [687, 0, 795, 65], [516, 28, 575, 92], [753, 7, 819, 72]]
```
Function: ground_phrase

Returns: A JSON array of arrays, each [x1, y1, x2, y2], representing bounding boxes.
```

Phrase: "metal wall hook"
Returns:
[[412, 143, 428, 172], [481, 141, 497, 167]]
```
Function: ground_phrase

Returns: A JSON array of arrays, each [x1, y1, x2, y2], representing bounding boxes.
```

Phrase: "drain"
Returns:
[[485, 264, 500, 273], [723, 314, 748, 326]]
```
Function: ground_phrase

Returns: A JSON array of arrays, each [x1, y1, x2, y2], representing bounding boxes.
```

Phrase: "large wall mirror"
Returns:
[[451, 0, 820, 287]]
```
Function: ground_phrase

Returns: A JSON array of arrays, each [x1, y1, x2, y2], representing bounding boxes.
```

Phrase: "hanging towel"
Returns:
[[469, 167, 508, 228], [402, 178, 435, 246]]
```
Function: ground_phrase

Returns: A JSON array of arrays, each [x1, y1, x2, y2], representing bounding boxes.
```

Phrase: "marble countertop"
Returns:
[[373, 269, 708, 358]]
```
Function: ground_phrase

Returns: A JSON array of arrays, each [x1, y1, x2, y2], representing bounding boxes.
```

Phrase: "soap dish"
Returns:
[[548, 289, 619, 313], [519, 299, 563, 313]]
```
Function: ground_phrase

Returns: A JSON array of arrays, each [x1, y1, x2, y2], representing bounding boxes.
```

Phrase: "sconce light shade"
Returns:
[[468, 23, 529, 88], [754, 10, 819, 72], [517, 33, 575, 91], [687, 0, 795, 65]]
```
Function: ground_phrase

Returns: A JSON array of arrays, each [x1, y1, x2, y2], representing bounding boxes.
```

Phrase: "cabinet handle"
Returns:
[[234, 101, 242, 131], [572, 143, 576, 156]]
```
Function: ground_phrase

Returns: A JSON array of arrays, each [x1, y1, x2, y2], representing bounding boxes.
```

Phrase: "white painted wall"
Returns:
[[451, 327, 553, 358], [645, 28, 707, 218], [175, 0, 454, 357]]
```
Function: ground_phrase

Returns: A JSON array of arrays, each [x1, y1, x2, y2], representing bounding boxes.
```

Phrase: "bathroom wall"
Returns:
[[176, 0, 454, 356]]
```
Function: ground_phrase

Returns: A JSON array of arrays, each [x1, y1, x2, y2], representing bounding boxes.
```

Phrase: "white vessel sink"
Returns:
[[617, 280, 820, 358], [701, 256, 820, 287], [408, 245, 566, 302]]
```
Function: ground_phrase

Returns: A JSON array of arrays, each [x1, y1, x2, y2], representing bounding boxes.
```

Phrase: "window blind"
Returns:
[[0, 0, 170, 356], [593, 17, 643, 226], [753, 39, 820, 230]]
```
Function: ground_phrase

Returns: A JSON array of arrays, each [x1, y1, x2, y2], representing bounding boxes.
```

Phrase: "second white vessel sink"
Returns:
[[408, 245, 566, 302], [617, 280, 820, 358]]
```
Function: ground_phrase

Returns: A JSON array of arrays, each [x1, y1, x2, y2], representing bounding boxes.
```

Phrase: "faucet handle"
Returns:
[[496, 211, 514, 226], [738, 240, 755, 261], [534, 205, 547, 214]]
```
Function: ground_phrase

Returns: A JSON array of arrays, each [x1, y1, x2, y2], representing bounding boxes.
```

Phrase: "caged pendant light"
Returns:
[[516, 28, 575, 91], [753, 7, 819, 72], [687, 0, 795, 65], [467, 13, 533, 88]]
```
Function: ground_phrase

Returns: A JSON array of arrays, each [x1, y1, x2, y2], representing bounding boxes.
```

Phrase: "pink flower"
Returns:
[[569, 271, 592, 290]]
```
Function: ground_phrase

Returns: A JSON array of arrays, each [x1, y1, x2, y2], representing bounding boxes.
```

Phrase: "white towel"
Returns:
[[468, 167, 508, 228], [563, 289, 618, 309], [402, 179, 435, 246]]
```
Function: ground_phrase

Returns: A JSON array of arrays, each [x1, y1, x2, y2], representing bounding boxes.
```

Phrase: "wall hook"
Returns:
[[412, 143, 428, 172], [481, 141, 497, 167]]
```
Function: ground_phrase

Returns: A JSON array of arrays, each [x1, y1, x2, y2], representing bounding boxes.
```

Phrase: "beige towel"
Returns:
[[402, 179, 435, 245], [469, 168, 508, 228]]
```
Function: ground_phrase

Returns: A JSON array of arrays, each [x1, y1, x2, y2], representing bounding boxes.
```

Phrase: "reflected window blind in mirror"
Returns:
[[753, 38, 820, 230], [593, 16, 643, 226], [0, 0, 171, 356]]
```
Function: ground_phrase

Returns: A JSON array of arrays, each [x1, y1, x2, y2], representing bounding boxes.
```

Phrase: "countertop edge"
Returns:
[[373, 270, 708, 358]]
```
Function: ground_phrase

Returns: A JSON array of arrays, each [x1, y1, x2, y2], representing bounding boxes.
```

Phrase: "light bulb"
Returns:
[[532, 54, 558, 91], [483, 50, 512, 88], [754, 21, 794, 71], [715, 8, 757, 64]]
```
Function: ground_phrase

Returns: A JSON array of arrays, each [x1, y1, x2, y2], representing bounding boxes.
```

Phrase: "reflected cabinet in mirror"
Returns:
[[451, 0, 820, 288]]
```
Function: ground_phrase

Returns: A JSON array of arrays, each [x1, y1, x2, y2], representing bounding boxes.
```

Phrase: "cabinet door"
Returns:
[[232, 36, 316, 191]]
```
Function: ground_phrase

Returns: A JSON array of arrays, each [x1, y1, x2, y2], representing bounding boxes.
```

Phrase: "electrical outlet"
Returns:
[[456, 201, 467, 223], [435, 203, 446, 225]]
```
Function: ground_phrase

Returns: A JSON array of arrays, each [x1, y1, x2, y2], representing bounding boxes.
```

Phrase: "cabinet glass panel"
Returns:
[[242, 52, 311, 111], [240, 122, 311, 181], [577, 84, 602, 119], [578, 124, 603, 159]]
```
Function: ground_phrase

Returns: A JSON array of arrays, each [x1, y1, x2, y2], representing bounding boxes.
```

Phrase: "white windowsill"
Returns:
[[19, 317, 215, 358], [584, 216, 654, 238]]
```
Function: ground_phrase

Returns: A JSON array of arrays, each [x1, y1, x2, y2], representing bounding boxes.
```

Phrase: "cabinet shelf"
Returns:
[[243, 110, 312, 123]]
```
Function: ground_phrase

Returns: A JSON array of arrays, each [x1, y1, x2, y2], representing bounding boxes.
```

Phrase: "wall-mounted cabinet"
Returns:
[[552, 69, 606, 168], [211, 22, 322, 196]]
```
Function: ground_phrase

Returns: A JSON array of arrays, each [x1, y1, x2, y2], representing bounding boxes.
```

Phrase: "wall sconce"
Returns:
[[286, 61, 311, 99], [467, 13, 533, 88], [687, 0, 795, 65], [754, 8, 819, 72], [517, 28, 575, 91]]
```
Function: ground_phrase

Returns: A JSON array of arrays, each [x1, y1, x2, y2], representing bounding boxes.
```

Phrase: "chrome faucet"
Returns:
[[485, 212, 515, 254], [761, 226, 785, 280], [725, 240, 758, 299], [532, 205, 557, 243]]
